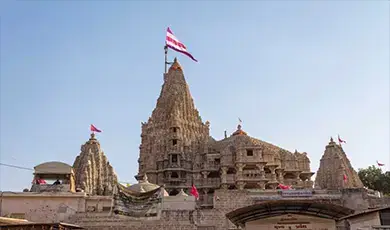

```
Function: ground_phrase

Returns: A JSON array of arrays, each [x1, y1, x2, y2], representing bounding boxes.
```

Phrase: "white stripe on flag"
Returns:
[[165, 27, 197, 62]]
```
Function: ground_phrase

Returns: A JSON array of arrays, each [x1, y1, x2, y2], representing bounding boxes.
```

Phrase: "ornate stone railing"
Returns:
[[202, 178, 221, 187], [30, 184, 71, 192]]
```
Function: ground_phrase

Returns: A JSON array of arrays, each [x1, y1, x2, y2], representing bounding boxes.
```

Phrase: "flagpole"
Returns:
[[164, 45, 168, 73], [164, 45, 173, 73]]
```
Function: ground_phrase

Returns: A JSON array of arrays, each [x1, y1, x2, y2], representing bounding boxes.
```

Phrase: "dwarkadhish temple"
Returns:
[[1, 59, 390, 230]]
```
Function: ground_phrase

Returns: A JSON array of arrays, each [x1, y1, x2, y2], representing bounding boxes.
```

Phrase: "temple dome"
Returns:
[[34, 161, 73, 174], [232, 124, 247, 136], [126, 174, 160, 194]]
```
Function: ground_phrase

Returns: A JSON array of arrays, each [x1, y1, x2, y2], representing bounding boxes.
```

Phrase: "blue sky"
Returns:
[[0, 1, 388, 191]]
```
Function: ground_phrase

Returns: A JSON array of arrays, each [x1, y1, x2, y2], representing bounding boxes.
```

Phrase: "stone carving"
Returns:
[[73, 133, 118, 195], [136, 59, 315, 200], [315, 137, 364, 190]]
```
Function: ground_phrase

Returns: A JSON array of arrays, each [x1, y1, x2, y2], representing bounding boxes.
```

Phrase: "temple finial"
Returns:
[[169, 57, 182, 71]]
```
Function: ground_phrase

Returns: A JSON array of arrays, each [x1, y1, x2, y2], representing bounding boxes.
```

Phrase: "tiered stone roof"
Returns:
[[73, 133, 118, 195], [315, 137, 363, 189]]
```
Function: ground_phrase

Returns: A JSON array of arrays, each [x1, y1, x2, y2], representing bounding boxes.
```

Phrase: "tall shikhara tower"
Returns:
[[136, 58, 210, 194]]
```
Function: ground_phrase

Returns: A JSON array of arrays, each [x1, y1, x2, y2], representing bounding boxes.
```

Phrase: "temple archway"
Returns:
[[226, 200, 354, 230]]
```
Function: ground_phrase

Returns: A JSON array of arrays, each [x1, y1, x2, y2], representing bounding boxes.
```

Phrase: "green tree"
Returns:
[[358, 166, 390, 195]]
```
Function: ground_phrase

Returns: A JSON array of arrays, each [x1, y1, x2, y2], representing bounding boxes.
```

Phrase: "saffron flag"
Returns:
[[90, 124, 102, 133], [190, 184, 199, 199], [377, 161, 385, 167], [166, 27, 198, 62], [338, 135, 346, 144]]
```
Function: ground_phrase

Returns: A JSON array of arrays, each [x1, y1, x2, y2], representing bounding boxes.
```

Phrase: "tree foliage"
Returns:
[[358, 165, 390, 195]]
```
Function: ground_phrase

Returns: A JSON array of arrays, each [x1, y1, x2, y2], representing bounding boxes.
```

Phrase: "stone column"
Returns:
[[202, 171, 210, 187], [267, 166, 277, 181], [276, 169, 284, 184], [257, 181, 266, 190], [202, 189, 209, 205], [235, 163, 246, 180], [256, 163, 266, 179], [220, 166, 228, 185]]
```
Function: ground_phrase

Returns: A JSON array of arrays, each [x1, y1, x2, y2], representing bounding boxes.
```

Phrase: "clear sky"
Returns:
[[0, 1, 388, 191]]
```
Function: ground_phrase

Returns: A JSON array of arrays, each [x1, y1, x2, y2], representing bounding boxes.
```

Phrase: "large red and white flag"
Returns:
[[377, 161, 385, 167], [166, 27, 198, 62]]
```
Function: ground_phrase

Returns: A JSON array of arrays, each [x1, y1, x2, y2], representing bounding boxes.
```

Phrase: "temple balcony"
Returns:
[[194, 178, 221, 188], [202, 178, 221, 188], [242, 170, 263, 181], [202, 161, 220, 171], [30, 161, 76, 193]]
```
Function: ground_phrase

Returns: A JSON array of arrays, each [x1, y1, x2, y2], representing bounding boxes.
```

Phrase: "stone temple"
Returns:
[[136, 58, 316, 196], [0, 59, 389, 230]]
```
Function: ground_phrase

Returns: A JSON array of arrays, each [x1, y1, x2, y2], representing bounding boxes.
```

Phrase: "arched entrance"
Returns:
[[226, 200, 354, 230]]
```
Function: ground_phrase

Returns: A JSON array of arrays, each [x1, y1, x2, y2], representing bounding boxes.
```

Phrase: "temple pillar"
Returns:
[[257, 181, 266, 190], [235, 163, 246, 181], [220, 167, 228, 188], [236, 181, 246, 190], [276, 169, 284, 184], [220, 167, 228, 183], [256, 163, 266, 180], [267, 165, 277, 181]]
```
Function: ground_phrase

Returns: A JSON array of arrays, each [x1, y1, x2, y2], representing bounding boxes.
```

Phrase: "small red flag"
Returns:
[[90, 124, 102, 133], [338, 135, 346, 144], [190, 185, 199, 199], [377, 161, 385, 167], [278, 184, 292, 190], [343, 174, 347, 182]]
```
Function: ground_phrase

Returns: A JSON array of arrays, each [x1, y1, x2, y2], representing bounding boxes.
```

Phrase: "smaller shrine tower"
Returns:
[[73, 133, 118, 195], [315, 137, 363, 189]]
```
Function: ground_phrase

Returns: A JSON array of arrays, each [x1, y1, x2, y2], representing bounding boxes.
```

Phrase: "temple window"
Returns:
[[214, 158, 220, 164], [171, 172, 179, 178], [173, 127, 177, 133], [172, 139, 178, 146], [246, 149, 253, 156], [172, 154, 178, 163]]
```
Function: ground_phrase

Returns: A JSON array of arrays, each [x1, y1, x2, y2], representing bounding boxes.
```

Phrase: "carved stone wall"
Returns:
[[315, 138, 363, 190], [137, 58, 210, 193], [136, 59, 315, 196], [73, 133, 118, 195]]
